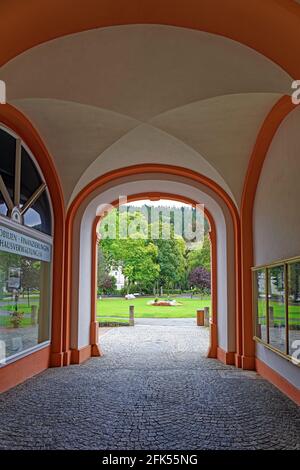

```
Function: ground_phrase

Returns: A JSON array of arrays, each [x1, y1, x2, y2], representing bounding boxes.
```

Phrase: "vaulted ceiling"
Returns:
[[0, 24, 293, 207]]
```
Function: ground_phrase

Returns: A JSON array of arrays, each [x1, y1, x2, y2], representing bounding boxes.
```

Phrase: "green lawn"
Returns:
[[258, 299, 300, 326], [97, 296, 211, 323], [0, 316, 33, 328], [0, 302, 39, 328], [1, 302, 39, 314]]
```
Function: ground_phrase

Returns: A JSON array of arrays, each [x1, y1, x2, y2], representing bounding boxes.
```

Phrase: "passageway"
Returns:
[[0, 320, 299, 450]]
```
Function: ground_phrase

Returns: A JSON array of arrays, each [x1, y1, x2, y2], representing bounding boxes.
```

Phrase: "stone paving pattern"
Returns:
[[0, 319, 299, 450]]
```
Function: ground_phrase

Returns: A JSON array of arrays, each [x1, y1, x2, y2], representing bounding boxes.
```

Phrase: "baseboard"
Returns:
[[235, 353, 242, 368], [70, 345, 92, 364], [50, 351, 64, 367], [0, 345, 50, 394], [91, 343, 102, 357], [241, 354, 256, 370], [217, 347, 235, 365], [255, 358, 300, 405]]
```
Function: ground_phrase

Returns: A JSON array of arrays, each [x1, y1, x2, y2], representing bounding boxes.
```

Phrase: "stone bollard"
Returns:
[[31, 305, 38, 325], [204, 307, 210, 327], [196, 310, 204, 326], [256, 323, 262, 338], [129, 305, 135, 326], [269, 306, 274, 328]]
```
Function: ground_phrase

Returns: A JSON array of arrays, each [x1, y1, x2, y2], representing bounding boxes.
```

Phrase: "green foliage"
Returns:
[[100, 209, 160, 293], [187, 235, 211, 272], [153, 233, 186, 293], [98, 206, 211, 294]]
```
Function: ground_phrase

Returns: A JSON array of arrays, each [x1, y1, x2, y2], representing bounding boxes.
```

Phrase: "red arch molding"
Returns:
[[64, 164, 242, 367], [0, 104, 65, 393], [0, 0, 300, 78], [90, 192, 218, 363], [240, 96, 297, 368]]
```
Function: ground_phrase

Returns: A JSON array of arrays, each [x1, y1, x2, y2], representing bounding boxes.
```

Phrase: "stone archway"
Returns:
[[65, 165, 239, 368], [91, 192, 218, 360]]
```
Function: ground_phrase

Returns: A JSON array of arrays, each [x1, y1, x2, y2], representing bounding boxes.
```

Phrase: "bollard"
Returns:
[[129, 305, 135, 326], [204, 307, 210, 327], [31, 305, 38, 325], [196, 310, 204, 326], [269, 306, 274, 328], [256, 323, 262, 338]]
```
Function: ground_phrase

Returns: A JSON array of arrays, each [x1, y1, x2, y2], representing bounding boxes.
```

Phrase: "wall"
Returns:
[[253, 105, 300, 389]]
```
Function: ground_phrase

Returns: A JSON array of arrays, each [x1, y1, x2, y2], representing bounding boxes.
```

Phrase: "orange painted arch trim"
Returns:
[[0, 104, 66, 370], [0, 0, 300, 77], [65, 164, 241, 363], [92, 192, 218, 359], [240, 96, 297, 368]]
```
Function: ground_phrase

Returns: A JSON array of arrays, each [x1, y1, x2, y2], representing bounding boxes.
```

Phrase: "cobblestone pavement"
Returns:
[[0, 319, 299, 450]]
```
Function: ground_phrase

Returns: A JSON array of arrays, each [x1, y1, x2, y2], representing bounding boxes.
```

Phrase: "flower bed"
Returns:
[[148, 300, 182, 307]]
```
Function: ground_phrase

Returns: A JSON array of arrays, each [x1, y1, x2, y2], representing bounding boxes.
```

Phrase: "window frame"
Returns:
[[0, 125, 54, 365], [252, 256, 300, 366], [0, 124, 54, 236]]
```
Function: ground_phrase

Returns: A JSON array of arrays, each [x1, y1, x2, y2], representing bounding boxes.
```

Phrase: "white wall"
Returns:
[[253, 106, 300, 387]]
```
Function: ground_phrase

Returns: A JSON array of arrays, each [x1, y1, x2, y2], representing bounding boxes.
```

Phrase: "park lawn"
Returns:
[[0, 302, 39, 328], [258, 300, 300, 325], [0, 316, 33, 328], [1, 302, 39, 315], [97, 296, 211, 322]]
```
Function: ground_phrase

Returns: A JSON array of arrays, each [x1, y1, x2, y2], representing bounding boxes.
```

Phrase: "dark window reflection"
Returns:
[[0, 128, 15, 214], [0, 129, 52, 235], [288, 262, 300, 356]]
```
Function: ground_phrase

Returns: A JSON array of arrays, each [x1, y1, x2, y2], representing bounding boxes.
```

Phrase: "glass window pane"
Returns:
[[288, 262, 300, 357], [255, 269, 267, 342], [0, 128, 15, 216], [268, 265, 286, 353], [0, 249, 51, 362], [21, 149, 52, 235]]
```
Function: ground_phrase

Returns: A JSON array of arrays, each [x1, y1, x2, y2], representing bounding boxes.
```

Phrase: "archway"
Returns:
[[65, 165, 240, 367], [92, 192, 218, 359]]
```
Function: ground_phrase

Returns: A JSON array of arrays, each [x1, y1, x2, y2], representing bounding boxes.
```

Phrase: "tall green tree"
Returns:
[[99, 209, 160, 293], [187, 235, 211, 272], [153, 237, 186, 293]]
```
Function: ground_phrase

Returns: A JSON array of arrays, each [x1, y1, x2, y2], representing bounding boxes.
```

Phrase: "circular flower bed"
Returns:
[[148, 299, 182, 307]]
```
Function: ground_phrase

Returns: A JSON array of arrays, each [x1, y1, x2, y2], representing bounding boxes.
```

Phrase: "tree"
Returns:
[[153, 236, 186, 294], [99, 209, 160, 293], [189, 266, 211, 295], [289, 263, 300, 303], [187, 235, 211, 272], [98, 273, 117, 294]]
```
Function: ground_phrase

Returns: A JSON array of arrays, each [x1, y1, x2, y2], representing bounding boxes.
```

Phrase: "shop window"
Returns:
[[268, 265, 286, 354], [253, 259, 300, 363], [254, 269, 267, 343], [0, 126, 52, 364], [0, 128, 51, 235], [288, 262, 300, 358]]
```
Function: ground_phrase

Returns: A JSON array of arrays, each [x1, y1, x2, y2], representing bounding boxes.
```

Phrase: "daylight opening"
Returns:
[[95, 198, 212, 355]]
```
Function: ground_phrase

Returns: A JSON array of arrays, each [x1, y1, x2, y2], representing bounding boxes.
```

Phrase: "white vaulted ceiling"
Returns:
[[0, 25, 292, 206]]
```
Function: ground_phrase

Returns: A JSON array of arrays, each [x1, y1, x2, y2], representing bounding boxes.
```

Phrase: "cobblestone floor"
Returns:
[[0, 319, 299, 450]]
